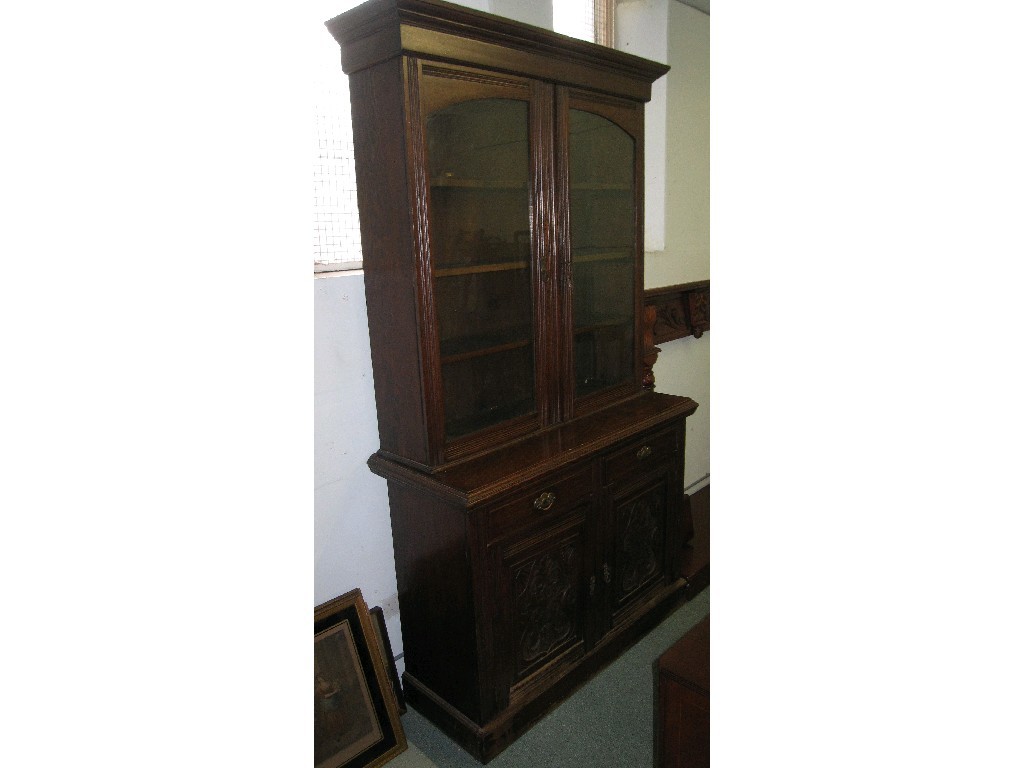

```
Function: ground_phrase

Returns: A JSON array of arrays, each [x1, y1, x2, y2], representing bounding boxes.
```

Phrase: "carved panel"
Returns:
[[644, 280, 710, 345], [686, 287, 709, 338], [641, 304, 660, 390], [510, 539, 580, 677], [614, 484, 665, 603]]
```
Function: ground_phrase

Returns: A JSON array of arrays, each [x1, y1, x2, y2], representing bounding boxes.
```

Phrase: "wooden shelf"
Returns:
[[572, 182, 631, 191], [444, 398, 536, 440], [572, 249, 631, 265], [435, 260, 529, 277], [574, 318, 631, 335], [440, 337, 531, 364], [431, 177, 528, 189], [643, 280, 710, 343]]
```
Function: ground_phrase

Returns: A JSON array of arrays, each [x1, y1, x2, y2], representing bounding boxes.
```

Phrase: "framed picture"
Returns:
[[369, 606, 405, 714], [315, 590, 406, 768]]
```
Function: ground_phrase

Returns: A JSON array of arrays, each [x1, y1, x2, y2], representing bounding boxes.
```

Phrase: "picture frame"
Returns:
[[315, 590, 407, 768], [368, 606, 405, 714]]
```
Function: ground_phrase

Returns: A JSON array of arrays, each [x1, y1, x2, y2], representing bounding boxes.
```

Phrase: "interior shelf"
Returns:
[[574, 319, 632, 335], [440, 334, 532, 364], [431, 177, 528, 189], [444, 398, 536, 439], [572, 182, 631, 191], [572, 248, 631, 264], [435, 260, 530, 277]]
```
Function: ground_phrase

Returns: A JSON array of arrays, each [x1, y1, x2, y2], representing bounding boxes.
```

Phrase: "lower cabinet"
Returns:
[[371, 395, 698, 763]]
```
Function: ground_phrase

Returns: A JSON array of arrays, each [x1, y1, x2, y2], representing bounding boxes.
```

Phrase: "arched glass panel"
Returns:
[[569, 110, 636, 399]]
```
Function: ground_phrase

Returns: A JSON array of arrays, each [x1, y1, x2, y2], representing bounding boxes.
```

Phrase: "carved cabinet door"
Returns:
[[488, 507, 594, 710], [603, 469, 678, 631]]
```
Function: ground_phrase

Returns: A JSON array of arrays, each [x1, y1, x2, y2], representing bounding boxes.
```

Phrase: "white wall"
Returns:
[[647, 0, 710, 287], [490, 0, 552, 28], [313, 0, 710, 667], [313, 273, 402, 650], [617, 0, 669, 251], [643, 0, 710, 492]]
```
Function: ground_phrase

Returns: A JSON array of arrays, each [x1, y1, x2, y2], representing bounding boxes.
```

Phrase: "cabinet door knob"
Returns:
[[533, 491, 556, 511], [636, 445, 653, 460], [603, 562, 612, 584]]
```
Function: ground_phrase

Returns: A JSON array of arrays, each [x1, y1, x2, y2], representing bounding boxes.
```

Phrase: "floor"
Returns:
[[386, 585, 710, 768]]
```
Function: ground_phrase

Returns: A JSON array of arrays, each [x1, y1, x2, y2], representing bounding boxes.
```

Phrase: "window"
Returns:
[[315, 0, 616, 274], [313, 13, 362, 273], [553, 0, 614, 46]]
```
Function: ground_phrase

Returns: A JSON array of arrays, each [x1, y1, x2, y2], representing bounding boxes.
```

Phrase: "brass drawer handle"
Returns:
[[636, 445, 653, 460], [533, 491, 556, 512]]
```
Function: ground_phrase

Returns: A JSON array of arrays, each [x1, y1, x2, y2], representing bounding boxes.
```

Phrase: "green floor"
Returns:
[[387, 586, 710, 767]]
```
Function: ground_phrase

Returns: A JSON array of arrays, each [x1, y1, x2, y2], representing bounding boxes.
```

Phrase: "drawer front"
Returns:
[[603, 427, 679, 487], [487, 466, 593, 542]]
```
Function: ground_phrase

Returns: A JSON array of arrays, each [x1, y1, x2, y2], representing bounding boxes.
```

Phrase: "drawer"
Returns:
[[603, 427, 679, 486], [487, 466, 594, 541]]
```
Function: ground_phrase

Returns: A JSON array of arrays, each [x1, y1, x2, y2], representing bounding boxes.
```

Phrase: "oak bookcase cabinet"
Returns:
[[327, 0, 699, 761]]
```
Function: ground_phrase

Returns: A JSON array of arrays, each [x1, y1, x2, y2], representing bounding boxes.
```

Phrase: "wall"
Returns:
[[314, 0, 710, 669], [645, 0, 710, 492], [617, 0, 669, 250], [313, 274, 400, 632]]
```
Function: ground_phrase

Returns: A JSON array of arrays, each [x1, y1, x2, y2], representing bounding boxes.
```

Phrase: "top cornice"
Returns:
[[325, 0, 669, 99]]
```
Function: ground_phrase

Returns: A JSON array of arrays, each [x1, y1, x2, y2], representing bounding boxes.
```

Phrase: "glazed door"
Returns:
[[418, 64, 555, 459], [558, 90, 645, 418]]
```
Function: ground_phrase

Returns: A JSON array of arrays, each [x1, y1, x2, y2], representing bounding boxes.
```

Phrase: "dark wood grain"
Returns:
[[367, 392, 696, 503], [348, 58, 433, 466], [374, 406, 696, 761], [644, 281, 710, 344], [326, 0, 669, 100], [405, 573, 693, 763], [683, 484, 709, 592], [386, 481, 485, 721], [655, 616, 710, 768], [326, 2, 698, 761]]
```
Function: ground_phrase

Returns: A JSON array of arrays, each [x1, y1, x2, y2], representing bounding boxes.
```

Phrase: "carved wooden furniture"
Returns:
[[646, 281, 711, 343], [655, 616, 710, 768], [326, 0, 699, 761]]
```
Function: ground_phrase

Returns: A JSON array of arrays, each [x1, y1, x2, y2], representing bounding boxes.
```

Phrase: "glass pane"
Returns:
[[427, 98, 535, 439], [569, 109, 636, 398], [442, 345, 536, 439]]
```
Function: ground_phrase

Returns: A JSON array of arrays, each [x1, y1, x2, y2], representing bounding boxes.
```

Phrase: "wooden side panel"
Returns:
[[656, 678, 710, 768], [386, 480, 483, 720], [655, 616, 710, 768], [349, 58, 431, 466]]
